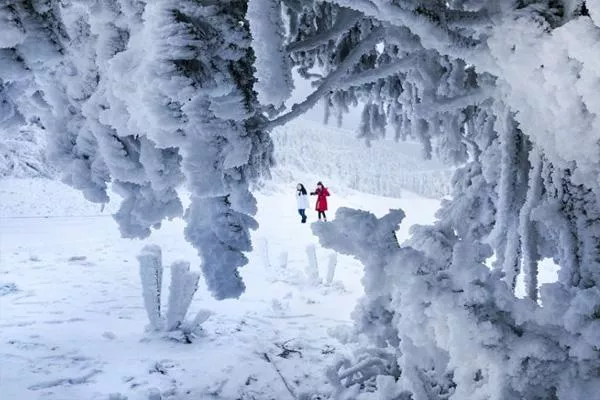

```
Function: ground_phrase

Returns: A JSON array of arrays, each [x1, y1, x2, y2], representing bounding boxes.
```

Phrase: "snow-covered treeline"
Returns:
[[273, 119, 453, 198], [2, 1, 600, 397]]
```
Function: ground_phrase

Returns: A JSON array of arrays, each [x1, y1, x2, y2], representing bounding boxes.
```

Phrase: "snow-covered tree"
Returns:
[[2, 1, 600, 397], [0, 0, 273, 299], [267, 1, 600, 398]]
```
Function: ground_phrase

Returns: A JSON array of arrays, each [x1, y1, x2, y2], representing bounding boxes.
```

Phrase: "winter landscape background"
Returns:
[[1, 118, 452, 399], [2, 1, 600, 400]]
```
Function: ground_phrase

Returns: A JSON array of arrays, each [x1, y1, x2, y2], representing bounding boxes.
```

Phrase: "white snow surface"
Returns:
[[0, 173, 562, 399], [0, 178, 120, 218], [0, 176, 440, 400]]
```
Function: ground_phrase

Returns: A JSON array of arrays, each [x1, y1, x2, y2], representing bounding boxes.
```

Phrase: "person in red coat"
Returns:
[[310, 181, 330, 221]]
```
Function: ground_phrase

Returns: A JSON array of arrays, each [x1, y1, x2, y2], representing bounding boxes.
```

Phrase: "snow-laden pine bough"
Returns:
[[2, 1, 600, 398]]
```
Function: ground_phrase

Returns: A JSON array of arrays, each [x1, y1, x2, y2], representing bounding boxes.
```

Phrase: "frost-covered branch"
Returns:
[[286, 7, 363, 53], [327, 0, 496, 68], [264, 27, 386, 130], [335, 53, 422, 91], [413, 83, 495, 118], [248, 0, 294, 107]]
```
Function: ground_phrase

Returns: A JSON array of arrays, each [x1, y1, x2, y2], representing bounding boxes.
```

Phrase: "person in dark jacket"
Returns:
[[310, 181, 330, 221]]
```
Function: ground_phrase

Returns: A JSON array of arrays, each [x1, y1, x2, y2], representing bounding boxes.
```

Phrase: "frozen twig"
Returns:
[[263, 352, 297, 399]]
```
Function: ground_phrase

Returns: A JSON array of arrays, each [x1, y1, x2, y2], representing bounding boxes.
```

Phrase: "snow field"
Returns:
[[0, 177, 439, 399]]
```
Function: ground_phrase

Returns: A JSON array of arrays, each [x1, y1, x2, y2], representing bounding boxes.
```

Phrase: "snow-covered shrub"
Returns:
[[165, 261, 201, 331], [138, 245, 163, 330], [326, 253, 337, 286], [305, 244, 320, 285], [278, 251, 288, 270], [258, 237, 272, 271], [137, 245, 210, 342], [315, 204, 600, 399], [326, 349, 404, 400], [313, 207, 405, 348]]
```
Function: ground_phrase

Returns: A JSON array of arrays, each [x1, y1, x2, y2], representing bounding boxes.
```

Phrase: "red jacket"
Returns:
[[312, 187, 330, 212]]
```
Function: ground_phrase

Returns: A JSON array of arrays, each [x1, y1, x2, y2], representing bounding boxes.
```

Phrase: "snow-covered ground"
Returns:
[[0, 177, 440, 400]]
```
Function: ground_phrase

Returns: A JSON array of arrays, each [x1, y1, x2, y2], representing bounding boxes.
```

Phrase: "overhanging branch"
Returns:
[[325, 0, 497, 70], [263, 27, 386, 131], [286, 7, 363, 53], [335, 53, 422, 91]]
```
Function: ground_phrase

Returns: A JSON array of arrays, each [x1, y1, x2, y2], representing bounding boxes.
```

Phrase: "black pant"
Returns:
[[298, 209, 307, 223], [318, 211, 326, 220]]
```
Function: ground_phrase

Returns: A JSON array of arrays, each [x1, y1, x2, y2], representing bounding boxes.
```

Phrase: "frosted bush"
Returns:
[[326, 253, 337, 286], [278, 251, 288, 270], [138, 245, 163, 331], [258, 237, 272, 271], [314, 205, 600, 399], [305, 244, 320, 285], [137, 245, 210, 342]]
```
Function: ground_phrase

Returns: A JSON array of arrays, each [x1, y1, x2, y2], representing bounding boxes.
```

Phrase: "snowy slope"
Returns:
[[0, 178, 439, 400], [0, 178, 119, 218], [272, 118, 453, 198]]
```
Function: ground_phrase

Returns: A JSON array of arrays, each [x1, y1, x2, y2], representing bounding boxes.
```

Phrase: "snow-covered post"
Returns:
[[326, 253, 338, 285], [278, 251, 288, 270], [138, 245, 163, 331], [305, 244, 320, 285], [147, 388, 161, 400], [137, 246, 210, 341], [165, 262, 200, 331], [182, 309, 213, 335], [259, 237, 272, 271]]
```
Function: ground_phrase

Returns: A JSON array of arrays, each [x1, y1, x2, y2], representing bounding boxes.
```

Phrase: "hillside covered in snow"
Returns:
[[272, 119, 453, 198]]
